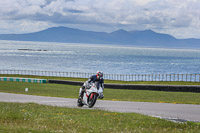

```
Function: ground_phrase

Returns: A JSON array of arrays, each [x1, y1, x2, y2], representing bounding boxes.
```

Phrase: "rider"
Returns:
[[79, 70, 104, 99]]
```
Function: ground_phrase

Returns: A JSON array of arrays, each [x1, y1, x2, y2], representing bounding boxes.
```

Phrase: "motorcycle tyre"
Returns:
[[88, 93, 97, 108], [77, 97, 84, 107]]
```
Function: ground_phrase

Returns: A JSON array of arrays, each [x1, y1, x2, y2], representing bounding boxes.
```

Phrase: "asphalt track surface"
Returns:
[[0, 92, 200, 122]]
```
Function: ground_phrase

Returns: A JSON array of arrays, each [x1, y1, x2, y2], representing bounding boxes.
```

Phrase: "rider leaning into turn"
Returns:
[[79, 70, 104, 99]]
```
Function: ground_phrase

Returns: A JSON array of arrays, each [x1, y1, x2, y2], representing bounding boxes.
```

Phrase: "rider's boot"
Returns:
[[98, 93, 104, 99], [79, 86, 85, 99]]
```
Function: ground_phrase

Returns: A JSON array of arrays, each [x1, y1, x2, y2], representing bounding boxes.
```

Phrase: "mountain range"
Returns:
[[0, 26, 200, 48]]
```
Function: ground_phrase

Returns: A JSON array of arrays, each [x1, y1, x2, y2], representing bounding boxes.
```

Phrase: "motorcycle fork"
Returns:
[[90, 93, 97, 99]]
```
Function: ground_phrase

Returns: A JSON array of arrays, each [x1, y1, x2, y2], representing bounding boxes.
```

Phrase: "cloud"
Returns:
[[0, 19, 51, 34], [0, 0, 200, 38]]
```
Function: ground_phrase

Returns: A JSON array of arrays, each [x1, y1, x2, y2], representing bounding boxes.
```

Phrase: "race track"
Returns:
[[0, 92, 200, 122]]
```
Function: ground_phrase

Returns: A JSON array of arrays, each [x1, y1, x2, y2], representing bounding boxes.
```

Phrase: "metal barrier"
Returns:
[[48, 80, 200, 93], [0, 69, 200, 82]]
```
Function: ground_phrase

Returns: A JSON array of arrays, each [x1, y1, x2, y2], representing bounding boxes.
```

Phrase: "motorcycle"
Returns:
[[77, 82, 103, 108]]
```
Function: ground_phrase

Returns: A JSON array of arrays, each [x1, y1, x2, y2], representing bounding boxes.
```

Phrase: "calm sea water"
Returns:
[[0, 40, 200, 74]]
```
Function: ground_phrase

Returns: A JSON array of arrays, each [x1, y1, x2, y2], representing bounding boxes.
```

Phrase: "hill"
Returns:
[[0, 26, 199, 48]]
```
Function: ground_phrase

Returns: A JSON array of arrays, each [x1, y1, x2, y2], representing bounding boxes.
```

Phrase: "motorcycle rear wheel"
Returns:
[[88, 93, 97, 108]]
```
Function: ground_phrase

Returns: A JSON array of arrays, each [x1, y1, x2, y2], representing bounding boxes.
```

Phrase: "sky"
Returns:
[[0, 0, 200, 39]]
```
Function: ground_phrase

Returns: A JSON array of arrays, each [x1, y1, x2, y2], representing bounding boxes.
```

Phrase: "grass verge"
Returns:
[[0, 102, 200, 133], [1, 74, 200, 85], [0, 81, 200, 104]]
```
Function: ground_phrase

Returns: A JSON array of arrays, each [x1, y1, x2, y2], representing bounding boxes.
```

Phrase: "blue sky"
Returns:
[[0, 0, 200, 39]]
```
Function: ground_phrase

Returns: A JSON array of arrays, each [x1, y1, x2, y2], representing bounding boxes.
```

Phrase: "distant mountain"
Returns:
[[0, 26, 200, 48]]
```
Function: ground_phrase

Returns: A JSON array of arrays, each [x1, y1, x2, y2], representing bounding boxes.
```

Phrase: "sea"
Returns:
[[0, 40, 200, 75]]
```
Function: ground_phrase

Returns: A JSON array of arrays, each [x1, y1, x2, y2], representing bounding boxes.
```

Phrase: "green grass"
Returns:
[[0, 81, 78, 98], [1, 74, 200, 85], [1, 81, 200, 104], [0, 102, 199, 133]]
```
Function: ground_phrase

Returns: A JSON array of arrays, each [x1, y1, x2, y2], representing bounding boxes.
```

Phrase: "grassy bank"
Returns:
[[1, 81, 200, 104], [0, 102, 199, 133], [1, 74, 200, 85]]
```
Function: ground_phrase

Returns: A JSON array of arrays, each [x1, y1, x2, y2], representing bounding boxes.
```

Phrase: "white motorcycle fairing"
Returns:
[[77, 84, 103, 108]]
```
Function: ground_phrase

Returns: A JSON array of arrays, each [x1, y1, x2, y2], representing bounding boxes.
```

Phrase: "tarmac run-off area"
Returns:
[[0, 92, 200, 122]]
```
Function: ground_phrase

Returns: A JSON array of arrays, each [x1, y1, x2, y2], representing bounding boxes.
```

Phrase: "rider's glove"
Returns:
[[92, 83, 95, 87]]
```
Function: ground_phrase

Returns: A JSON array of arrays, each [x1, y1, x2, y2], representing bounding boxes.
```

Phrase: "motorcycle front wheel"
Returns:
[[88, 93, 97, 108]]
